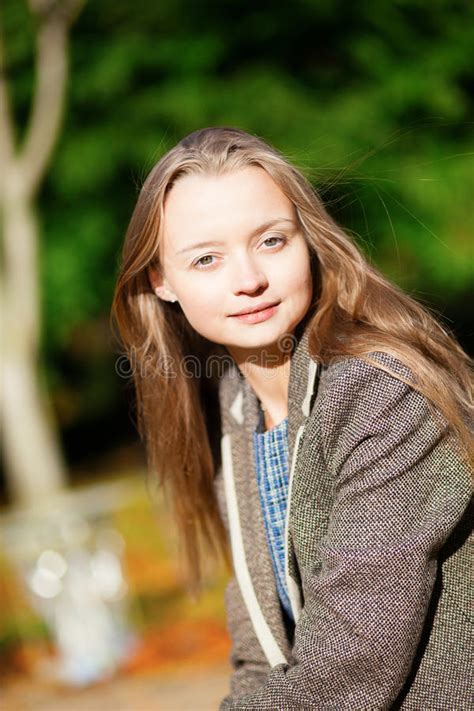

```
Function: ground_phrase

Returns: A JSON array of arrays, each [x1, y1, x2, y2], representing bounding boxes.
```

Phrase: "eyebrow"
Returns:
[[176, 217, 297, 256]]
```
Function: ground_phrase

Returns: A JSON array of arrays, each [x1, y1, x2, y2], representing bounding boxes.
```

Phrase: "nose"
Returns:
[[230, 253, 268, 295]]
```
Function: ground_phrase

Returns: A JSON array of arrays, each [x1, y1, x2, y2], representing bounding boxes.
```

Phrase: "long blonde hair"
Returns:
[[111, 127, 473, 594]]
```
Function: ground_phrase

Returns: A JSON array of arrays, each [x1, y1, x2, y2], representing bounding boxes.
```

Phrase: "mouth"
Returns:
[[229, 301, 280, 324]]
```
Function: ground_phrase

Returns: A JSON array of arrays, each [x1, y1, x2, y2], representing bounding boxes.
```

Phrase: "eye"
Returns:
[[193, 254, 216, 269], [261, 233, 286, 248]]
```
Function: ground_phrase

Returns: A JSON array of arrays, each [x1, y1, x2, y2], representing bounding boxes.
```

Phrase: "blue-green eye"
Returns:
[[194, 254, 215, 268], [262, 234, 285, 248]]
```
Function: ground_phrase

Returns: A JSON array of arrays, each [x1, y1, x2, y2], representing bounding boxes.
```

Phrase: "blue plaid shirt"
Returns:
[[252, 409, 294, 622]]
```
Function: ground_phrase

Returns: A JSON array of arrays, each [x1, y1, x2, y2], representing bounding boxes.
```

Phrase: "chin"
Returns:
[[225, 321, 296, 352]]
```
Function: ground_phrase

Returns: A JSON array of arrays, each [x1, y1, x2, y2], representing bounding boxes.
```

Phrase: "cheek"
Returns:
[[175, 278, 224, 324], [279, 250, 313, 296]]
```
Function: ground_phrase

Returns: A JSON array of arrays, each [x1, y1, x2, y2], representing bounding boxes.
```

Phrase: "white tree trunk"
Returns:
[[0, 0, 85, 505], [2, 188, 66, 502]]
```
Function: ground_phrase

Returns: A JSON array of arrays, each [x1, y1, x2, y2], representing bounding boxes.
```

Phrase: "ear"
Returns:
[[147, 265, 178, 303]]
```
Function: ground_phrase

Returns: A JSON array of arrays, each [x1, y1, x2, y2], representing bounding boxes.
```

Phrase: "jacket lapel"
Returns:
[[284, 322, 321, 616], [287, 324, 317, 464], [226, 371, 294, 662]]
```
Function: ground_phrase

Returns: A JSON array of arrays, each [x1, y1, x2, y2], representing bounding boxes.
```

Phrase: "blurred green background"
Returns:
[[2, 0, 473, 494]]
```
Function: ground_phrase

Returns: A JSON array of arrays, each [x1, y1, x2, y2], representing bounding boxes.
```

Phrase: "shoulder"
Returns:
[[305, 352, 472, 527], [319, 350, 416, 397], [316, 350, 428, 424], [312, 350, 454, 462]]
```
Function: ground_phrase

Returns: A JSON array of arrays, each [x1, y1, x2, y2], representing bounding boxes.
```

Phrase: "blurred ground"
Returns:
[[0, 477, 233, 710], [0, 661, 232, 710]]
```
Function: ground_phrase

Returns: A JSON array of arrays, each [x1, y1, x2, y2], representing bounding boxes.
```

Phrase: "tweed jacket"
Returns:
[[214, 321, 473, 710]]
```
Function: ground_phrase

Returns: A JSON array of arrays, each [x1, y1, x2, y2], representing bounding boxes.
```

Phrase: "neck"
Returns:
[[226, 342, 292, 426]]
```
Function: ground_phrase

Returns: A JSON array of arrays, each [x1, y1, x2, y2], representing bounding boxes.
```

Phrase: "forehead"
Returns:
[[161, 166, 296, 248]]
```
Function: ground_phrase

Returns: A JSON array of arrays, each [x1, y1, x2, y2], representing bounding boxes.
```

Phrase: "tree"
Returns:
[[0, 0, 84, 503]]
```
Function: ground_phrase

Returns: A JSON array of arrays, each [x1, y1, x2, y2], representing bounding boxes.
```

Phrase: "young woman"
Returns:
[[112, 127, 473, 709]]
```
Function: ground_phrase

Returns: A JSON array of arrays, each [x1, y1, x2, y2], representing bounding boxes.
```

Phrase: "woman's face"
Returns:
[[150, 166, 313, 358]]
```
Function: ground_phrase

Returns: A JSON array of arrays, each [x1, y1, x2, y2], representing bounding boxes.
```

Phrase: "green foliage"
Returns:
[[3, 0, 473, 429]]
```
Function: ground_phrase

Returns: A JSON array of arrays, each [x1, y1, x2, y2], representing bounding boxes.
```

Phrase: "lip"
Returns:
[[230, 301, 280, 316], [229, 301, 280, 324]]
